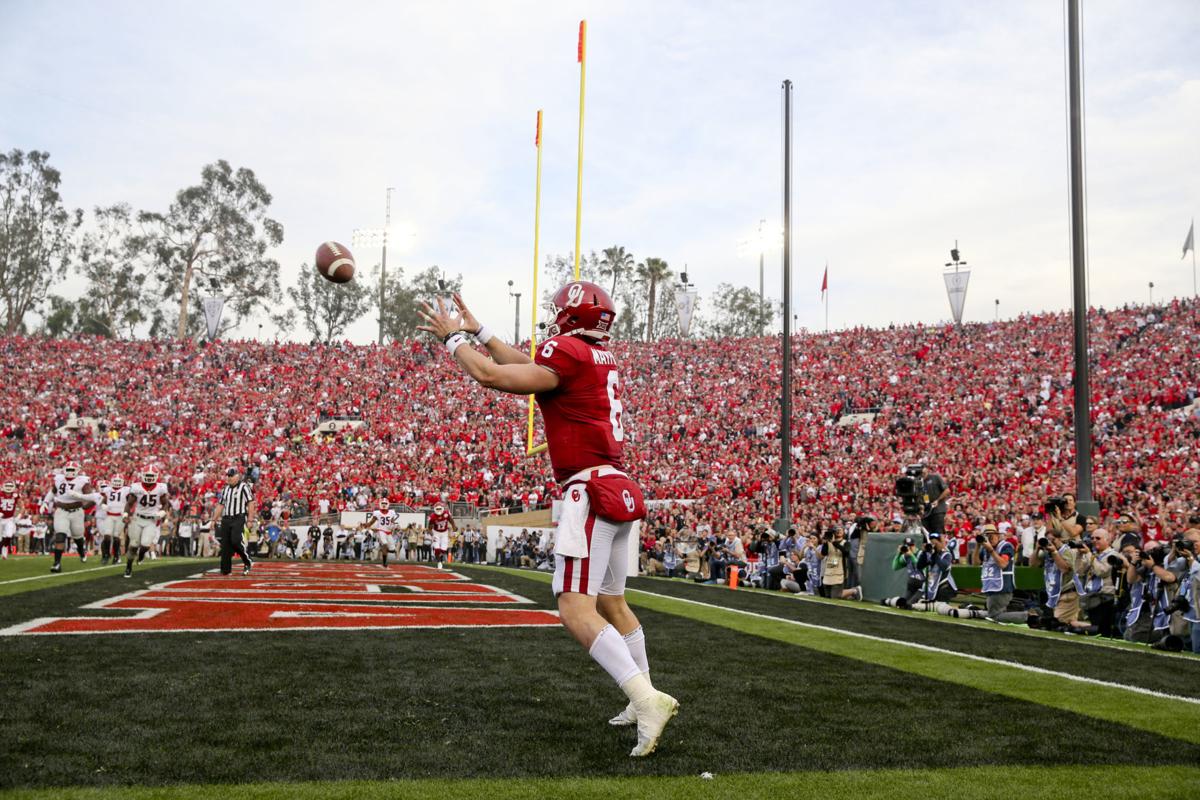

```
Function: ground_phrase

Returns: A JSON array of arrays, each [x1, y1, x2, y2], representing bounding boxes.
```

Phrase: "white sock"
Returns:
[[619, 672, 656, 706], [588, 624, 642, 687], [622, 625, 650, 677]]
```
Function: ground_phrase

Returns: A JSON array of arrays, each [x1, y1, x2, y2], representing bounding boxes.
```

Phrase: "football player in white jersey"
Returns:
[[360, 499, 399, 567], [98, 476, 130, 566], [122, 467, 172, 578], [48, 461, 99, 573], [0, 480, 20, 559]]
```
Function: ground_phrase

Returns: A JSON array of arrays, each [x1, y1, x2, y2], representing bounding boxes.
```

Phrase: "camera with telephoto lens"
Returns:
[[1164, 594, 1191, 615], [893, 464, 927, 516], [1106, 554, 1124, 569], [1038, 536, 1052, 550], [973, 533, 987, 545], [1044, 496, 1068, 516], [1171, 536, 1194, 554]]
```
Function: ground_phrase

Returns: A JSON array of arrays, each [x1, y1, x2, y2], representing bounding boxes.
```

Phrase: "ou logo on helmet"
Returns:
[[565, 283, 586, 308], [622, 489, 635, 513]]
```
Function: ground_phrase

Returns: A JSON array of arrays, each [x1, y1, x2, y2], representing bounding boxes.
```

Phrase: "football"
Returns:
[[315, 241, 355, 284]]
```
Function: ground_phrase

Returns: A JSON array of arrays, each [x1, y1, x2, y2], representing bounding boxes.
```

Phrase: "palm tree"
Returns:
[[598, 246, 634, 297], [636, 257, 673, 342]]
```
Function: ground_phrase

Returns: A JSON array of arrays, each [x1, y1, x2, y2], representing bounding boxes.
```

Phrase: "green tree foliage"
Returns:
[[598, 245, 634, 297], [635, 256, 673, 342], [0, 149, 81, 333], [701, 283, 773, 339], [284, 267, 372, 343], [375, 264, 463, 342], [139, 160, 283, 339]]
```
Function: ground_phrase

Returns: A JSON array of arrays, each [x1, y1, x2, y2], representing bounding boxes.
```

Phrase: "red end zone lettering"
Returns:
[[1, 564, 560, 636]]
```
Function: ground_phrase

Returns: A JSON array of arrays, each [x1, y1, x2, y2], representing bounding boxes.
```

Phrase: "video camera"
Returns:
[[1044, 496, 1068, 516], [893, 464, 927, 517]]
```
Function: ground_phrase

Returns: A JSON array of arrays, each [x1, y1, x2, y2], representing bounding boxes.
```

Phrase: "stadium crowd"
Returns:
[[1, 297, 1198, 647]]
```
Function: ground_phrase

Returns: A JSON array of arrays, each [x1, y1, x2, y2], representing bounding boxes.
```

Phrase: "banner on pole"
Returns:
[[202, 296, 225, 340], [675, 289, 698, 337], [943, 270, 970, 325]]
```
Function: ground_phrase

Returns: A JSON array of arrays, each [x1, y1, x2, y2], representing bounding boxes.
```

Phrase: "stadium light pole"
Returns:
[[1148, 281, 1154, 304], [777, 79, 793, 535], [1066, 0, 1097, 516], [352, 187, 396, 345], [507, 280, 522, 345], [758, 218, 766, 335]]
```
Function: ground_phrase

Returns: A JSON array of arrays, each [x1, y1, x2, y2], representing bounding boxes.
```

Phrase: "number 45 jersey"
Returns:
[[128, 482, 169, 516], [534, 334, 626, 483]]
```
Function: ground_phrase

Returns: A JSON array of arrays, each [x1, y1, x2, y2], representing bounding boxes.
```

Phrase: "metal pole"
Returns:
[[378, 187, 394, 345], [778, 79, 793, 534], [1066, 0, 1096, 515], [514, 293, 521, 344], [758, 218, 766, 336]]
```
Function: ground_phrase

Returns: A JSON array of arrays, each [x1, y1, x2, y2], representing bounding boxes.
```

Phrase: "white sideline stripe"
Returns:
[[0, 563, 119, 585], [630, 588, 1200, 707]]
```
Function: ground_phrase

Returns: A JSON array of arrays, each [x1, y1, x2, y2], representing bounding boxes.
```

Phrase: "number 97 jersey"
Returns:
[[534, 334, 626, 483]]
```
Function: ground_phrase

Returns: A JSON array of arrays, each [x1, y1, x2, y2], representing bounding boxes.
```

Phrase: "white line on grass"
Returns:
[[629, 588, 1200, 706], [0, 563, 119, 585]]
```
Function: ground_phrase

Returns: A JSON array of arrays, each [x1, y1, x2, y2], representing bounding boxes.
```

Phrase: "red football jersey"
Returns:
[[0, 492, 17, 519], [534, 334, 625, 482], [429, 510, 453, 533]]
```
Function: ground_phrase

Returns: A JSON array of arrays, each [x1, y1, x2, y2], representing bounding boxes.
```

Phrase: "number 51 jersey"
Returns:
[[534, 334, 626, 483]]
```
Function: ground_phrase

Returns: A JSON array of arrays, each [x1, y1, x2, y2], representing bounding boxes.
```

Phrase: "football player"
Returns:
[[0, 480, 19, 559], [418, 285, 677, 757], [428, 501, 456, 568], [360, 498, 399, 567], [48, 461, 99, 572], [122, 467, 171, 578], [97, 476, 130, 565]]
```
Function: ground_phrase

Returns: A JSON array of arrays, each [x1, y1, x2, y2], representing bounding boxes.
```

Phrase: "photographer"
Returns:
[[1046, 494, 1084, 541], [707, 531, 745, 584], [777, 549, 810, 594], [819, 526, 862, 600], [801, 533, 823, 594], [1182, 526, 1199, 654], [882, 536, 923, 608], [1077, 527, 1121, 637], [920, 466, 949, 537], [1120, 538, 1186, 645], [913, 532, 956, 605], [971, 524, 1025, 622], [1031, 525, 1091, 632]]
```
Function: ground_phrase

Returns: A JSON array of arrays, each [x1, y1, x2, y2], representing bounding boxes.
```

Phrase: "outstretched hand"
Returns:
[[416, 297, 466, 340], [452, 293, 481, 335]]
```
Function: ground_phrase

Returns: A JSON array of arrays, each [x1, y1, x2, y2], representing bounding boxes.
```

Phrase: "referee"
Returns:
[[213, 467, 256, 576]]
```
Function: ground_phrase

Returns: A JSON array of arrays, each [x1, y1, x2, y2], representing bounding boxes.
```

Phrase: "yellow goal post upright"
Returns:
[[527, 20, 587, 458]]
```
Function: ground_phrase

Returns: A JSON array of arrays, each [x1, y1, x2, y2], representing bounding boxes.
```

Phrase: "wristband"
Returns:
[[445, 332, 469, 356], [474, 323, 494, 345], [441, 329, 465, 344]]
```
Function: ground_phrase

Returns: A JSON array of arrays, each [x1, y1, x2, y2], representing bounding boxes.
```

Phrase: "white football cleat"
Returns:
[[608, 701, 637, 727], [629, 691, 679, 757]]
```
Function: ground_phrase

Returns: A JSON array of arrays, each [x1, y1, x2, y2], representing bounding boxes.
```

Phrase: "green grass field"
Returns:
[[1, 559, 1197, 799]]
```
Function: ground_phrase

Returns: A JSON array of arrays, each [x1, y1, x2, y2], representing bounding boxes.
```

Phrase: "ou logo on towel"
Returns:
[[622, 490, 635, 513], [572, 489, 582, 502]]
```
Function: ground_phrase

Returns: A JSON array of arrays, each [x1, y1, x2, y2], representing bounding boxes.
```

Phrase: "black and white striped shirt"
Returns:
[[220, 481, 254, 517]]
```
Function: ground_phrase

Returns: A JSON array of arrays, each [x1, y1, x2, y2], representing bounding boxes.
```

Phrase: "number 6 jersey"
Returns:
[[534, 334, 626, 483]]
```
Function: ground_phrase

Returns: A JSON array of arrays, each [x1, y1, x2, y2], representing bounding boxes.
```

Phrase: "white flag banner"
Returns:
[[675, 289, 698, 337], [202, 296, 225, 340], [943, 270, 970, 325]]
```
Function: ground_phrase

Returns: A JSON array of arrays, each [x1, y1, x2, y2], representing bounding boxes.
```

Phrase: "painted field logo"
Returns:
[[1, 563, 560, 636]]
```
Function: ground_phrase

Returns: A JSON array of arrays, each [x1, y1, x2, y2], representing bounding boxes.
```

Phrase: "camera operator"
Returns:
[[845, 516, 877, 591], [777, 549, 810, 594], [970, 524, 1025, 622], [882, 536, 923, 608], [1077, 527, 1121, 637], [1047, 494, 1084, 541], [801, 533, 823, 594], [913, 532, 956, 606], [919, 465, 949, 537], [819, 526, 862, 600], [1030, 525, 1082, 631], [706, 531, 746, 584], [1181, 524, 1199, 653], [1120, 538, 1186, 645]]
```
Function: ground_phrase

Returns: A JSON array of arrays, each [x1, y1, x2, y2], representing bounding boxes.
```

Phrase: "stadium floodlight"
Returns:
[[352, 189, 417, 344], [507, 280, 522, 345], [737, 220, 782, 336]]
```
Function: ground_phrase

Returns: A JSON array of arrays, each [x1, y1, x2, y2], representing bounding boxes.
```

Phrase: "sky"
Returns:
[[1, 0, 1198, 343]]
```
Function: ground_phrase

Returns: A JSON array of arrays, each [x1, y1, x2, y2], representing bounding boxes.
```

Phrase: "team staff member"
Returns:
[[212, 468, 255, 576], [920, 465, 950, 537]]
